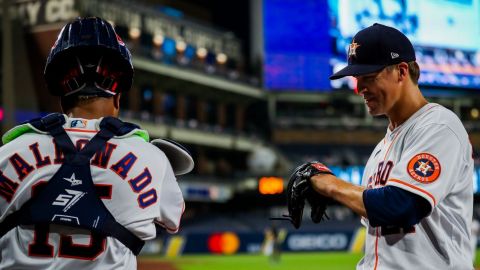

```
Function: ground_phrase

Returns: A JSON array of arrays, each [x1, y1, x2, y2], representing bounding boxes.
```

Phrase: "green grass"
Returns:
[[141, 252, 364, 270], [140, 249, 480, 270], [476, 249, 480, 267]]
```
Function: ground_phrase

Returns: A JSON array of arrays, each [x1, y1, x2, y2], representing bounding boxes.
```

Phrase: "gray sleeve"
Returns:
[[155, 160, 185, 233], [387, 124, 463, 209]]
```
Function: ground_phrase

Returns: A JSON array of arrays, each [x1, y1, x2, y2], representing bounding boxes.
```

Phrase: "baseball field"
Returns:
[[138, 250, 480, 270]]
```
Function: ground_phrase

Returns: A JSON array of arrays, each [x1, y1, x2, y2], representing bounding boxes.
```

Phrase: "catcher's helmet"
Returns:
[[44, 17, 133, 97]]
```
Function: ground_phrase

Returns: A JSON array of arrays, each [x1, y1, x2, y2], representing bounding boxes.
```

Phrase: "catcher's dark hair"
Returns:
[[60, 95, 109, 113]]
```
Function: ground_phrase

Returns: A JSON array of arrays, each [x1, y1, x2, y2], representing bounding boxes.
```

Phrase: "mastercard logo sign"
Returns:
[[207, 232, 240, 254]]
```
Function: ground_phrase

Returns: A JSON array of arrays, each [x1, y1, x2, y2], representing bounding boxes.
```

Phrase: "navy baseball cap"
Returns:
[[330, 23, 416, 80]]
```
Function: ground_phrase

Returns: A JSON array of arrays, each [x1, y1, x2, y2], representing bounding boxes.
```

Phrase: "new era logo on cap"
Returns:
[[330, 23, 416, 80]]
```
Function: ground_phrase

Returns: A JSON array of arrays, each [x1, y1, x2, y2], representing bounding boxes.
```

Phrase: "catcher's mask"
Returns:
[[44, 17, 133, 97]]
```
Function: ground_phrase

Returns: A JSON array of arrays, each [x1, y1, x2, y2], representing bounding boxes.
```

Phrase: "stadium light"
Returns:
[[216, 53, 228, 64], [129, 27, 141, 39], [153, 33, 164, 46], [176, 40, 187, 52], [471, 108, 479, 119], [196, 47, 207, 58]]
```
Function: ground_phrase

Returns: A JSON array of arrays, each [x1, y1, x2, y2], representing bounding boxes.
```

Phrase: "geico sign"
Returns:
[[287, 233, 348, 251]]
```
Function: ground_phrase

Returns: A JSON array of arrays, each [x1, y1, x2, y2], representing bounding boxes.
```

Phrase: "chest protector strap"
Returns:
[[0, 113, 145, 255]]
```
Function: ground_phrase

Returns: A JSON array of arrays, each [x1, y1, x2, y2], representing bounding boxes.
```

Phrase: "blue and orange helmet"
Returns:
[[44, 17, 133, 97]]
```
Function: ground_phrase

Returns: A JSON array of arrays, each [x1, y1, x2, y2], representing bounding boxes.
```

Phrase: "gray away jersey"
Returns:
[[358, 103, 474, 270]]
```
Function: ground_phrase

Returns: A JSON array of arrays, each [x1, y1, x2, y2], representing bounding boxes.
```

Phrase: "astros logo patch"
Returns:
[[407, 153, 441, 183], [348, 41, 360, 59]]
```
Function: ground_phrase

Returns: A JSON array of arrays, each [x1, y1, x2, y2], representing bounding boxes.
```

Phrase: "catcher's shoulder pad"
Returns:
[[151, 138, 194, 176], [3, 113, 68, 144], [97, 118, 149, 142], [2, 114, 150, 144], [2, 120, 53, 145], [3, 123, 39, 144]]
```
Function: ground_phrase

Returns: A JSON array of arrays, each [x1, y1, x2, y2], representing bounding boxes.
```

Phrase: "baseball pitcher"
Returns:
[[284, 23, 473, 270]]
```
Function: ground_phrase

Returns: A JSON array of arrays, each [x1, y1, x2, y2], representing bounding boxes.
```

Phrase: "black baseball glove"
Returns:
[[281, 162, 334, 229]]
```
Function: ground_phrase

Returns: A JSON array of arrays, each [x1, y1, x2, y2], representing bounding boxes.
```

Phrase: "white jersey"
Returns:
[[358, 103, 474, 270], [0, 116, 184, 270], [471, 219, 479, 261]]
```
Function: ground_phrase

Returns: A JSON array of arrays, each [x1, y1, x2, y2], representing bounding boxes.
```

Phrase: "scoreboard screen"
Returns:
[[263, 0, 480, 91]]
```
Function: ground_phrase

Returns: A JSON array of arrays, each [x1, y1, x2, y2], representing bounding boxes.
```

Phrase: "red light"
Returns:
[[207, 233, 222, 254], [353, 78, 358, 94]]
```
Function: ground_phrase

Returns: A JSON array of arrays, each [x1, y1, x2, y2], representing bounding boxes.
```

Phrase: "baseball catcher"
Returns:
[[0, 17, 192, 269]]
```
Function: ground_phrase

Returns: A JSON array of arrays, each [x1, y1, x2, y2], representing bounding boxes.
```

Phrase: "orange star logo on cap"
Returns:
[[348, 41, 360, 59]]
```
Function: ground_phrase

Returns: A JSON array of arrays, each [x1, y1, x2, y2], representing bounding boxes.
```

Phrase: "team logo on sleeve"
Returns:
[[407, 153, 441, 183]]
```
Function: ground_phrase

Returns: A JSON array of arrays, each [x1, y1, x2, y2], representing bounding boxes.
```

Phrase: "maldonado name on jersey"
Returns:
[[0, 139, 157, 209]]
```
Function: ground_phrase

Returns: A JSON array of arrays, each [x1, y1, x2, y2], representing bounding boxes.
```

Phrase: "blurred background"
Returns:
[[2, 0, 480, 269]]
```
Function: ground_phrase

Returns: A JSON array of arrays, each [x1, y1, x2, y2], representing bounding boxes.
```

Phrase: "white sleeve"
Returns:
[[386, 124, 464, 209], [155, 163, 185, 234]]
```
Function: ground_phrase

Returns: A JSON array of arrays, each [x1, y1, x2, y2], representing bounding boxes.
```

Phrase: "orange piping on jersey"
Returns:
[[157, 221, 178, 233], [157, 202, 185, 233], [383, 131, 401, 161], [388, 179, 436, 206], [64, 128, 98, 133], [381, 104, 440, 162], [371, 104, 439, 269], [374, 228, 379, 270], [368, 128, 402, 265], [182, 202, 185, 217], [175, 201, 186, 232]]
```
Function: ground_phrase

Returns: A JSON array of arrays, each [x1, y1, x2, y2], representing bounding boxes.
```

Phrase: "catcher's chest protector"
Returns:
[[0, 113, 144, 255]]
